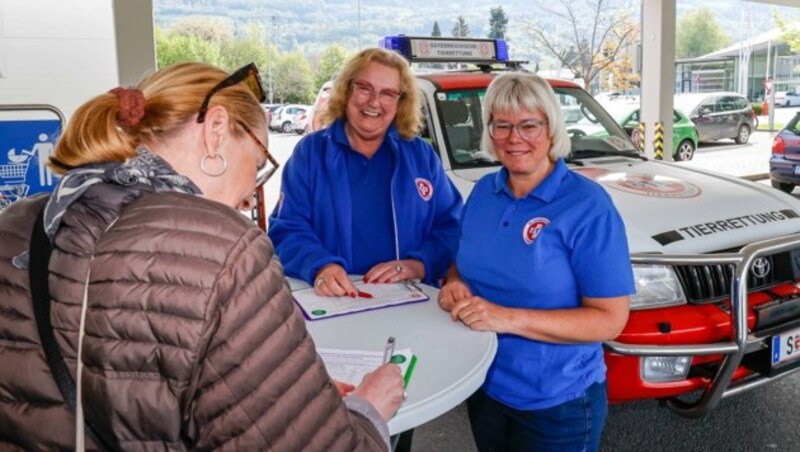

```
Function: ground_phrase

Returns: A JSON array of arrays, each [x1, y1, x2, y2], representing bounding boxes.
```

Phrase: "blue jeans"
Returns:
[[467, 382, 608, 452]]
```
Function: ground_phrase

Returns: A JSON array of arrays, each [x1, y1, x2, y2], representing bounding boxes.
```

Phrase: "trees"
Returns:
[[520, 0, 638, 90], [488, 6, 508, 39], [314, 44, 348, 90], [155, 27, 224, 68], [432, 21, 442, 37], [773, 12, 800, 53], [676, 8, 731, 59], [452, 15, 470, 38], [273, 52, 315, 104]]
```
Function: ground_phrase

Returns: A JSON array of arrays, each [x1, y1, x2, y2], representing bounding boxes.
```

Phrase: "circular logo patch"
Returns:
[[415, 178, 433, 201], [600, 173, 701, 199], [522, 217, 550, 245]]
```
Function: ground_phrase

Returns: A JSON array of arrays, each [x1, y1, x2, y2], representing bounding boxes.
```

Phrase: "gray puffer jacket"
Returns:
[[0, 184, 387, 451]]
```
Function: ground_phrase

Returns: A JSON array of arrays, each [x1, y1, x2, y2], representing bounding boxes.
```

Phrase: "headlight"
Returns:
[[630, 264, 686, 310]]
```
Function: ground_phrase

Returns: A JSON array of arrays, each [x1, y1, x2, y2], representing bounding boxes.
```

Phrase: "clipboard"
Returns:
[[293, 281, 429, 320]]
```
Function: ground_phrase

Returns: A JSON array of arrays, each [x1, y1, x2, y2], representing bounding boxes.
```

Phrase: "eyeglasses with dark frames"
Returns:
[[197, 63, 266, 123], [240, 122, 279, 187], [351, 80, 403, 105]]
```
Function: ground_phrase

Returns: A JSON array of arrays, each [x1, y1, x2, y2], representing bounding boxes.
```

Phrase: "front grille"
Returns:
[[674, 255, 779, 303]]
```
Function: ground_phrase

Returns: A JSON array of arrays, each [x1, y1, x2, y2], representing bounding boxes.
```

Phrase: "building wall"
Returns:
[[0, 0, 118, 122]]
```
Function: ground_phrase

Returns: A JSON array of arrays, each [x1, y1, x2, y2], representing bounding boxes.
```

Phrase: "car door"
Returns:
[[719, 95, 743, 139], [692, 96, 718, 141]]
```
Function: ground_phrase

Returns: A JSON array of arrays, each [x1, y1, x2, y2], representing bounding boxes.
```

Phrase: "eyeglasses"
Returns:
[[197, 63, 266, 123], [488, 119, 549, 141], [351, 80, 403, 105], [240, 122, 279, 187]]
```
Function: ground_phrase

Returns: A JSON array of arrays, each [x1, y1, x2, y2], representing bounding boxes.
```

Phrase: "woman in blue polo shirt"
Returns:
[[438, 72, 635, 451], [269, 48, 463, 297]]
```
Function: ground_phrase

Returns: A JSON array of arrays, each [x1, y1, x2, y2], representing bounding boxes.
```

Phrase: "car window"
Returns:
[[699, 98, 716, 114], [673, 111, 681, 122], [716, 96, 736, 112], [436, 86, 635, 169], [734, 97, 748, 110]]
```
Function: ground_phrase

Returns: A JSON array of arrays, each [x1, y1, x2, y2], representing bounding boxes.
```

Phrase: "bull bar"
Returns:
[[604, 232, 800, 418]]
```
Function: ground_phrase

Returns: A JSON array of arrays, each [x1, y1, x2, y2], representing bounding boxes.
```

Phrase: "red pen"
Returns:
[[357, 290, 374, 299]]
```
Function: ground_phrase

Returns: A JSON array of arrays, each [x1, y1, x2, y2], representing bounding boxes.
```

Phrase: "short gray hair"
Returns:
[[481, 72, 571, 160]]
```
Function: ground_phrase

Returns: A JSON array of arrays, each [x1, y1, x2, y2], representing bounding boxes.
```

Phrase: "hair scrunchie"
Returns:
[[109, 87, 146, 127]]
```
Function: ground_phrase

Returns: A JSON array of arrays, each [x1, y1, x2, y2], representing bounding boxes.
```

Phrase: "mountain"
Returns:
[[153, 0, 798, 62]]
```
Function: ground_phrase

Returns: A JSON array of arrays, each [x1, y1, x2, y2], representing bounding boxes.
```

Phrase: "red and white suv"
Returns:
[[382, 35, 800, 418]]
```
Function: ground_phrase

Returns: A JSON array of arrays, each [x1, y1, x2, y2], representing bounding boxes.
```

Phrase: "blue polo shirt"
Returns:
[[456, 158, 635, 410], [345, 140, 396, 274]]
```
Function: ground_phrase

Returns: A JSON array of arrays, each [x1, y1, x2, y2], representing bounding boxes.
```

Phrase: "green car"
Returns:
[[605, 103, 700, 161]]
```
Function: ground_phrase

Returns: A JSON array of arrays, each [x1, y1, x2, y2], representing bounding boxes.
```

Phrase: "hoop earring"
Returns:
[[200, 153, 227, 177]]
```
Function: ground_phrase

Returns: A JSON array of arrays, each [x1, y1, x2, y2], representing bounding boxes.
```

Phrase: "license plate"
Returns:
[[771, 326, 800, 366], [794, 166, 800, 175]]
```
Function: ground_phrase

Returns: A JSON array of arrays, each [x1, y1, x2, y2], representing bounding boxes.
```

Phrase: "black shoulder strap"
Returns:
[[29, 203, 116, 451]]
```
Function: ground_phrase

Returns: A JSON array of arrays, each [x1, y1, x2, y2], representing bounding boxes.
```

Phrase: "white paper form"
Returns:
[[318, 348, 417, 387], [293, 281, 428, 320]]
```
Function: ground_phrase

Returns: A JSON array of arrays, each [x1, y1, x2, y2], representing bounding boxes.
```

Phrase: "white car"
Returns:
[[269, 104, 310, 133], [380, 35, 800, 418], [774, 91, 800, 108], [290, 111, 310, 135]]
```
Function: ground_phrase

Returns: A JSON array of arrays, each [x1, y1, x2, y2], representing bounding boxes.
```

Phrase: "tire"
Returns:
[[296, 128, 304, 135], [673, 139, 695, 161], [771, 180, 795, 194], [734, 124, 750, 144], [281, 121, 293, 133]]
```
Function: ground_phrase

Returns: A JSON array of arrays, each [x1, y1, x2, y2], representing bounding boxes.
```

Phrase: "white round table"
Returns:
[[287, 278, 497, 434]]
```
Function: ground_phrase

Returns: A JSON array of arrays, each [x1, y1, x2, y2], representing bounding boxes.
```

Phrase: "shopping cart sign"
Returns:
[[0, 119, 61, 209]]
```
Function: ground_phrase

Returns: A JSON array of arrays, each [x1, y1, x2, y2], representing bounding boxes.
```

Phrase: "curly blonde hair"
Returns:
[[320, 48, 421, 139]]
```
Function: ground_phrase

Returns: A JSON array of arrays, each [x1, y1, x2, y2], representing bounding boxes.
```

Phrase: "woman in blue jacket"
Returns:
[[269, 48, 463, 296]]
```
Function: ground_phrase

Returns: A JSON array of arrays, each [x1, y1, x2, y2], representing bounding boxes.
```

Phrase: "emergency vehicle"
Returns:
[[380, 35, 800, 418]]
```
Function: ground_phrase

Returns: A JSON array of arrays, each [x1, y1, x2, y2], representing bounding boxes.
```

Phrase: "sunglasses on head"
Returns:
[[197, 63, 266, 123]]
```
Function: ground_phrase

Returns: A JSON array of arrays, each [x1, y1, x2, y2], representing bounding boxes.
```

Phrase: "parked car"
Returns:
[[769, 112, 800, 193], [603, 102, 699, 161], [674, 92, 755, 144], [261, 103, 283, 127], [774, 91, 800, 108], [269, 104, 310, 133], [380, 35, 800, 418], [291, 112, 310, 135]]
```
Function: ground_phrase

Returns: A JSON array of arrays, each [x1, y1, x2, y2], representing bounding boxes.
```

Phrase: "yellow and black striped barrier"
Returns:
[[636, 122, 645, 153], [653, 121, 664, 160]]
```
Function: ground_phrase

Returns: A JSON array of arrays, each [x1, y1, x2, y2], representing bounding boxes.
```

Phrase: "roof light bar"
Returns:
[[380, 35, 509, 64]]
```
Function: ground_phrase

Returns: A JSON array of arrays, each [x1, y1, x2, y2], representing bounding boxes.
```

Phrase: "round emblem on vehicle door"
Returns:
[[415, 178, 433, 201], [522, 217, 550, 245], [751, 258, 771, 279]]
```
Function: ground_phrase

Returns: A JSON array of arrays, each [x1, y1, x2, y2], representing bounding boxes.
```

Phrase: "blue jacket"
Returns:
[[269, 119, 463, 285]]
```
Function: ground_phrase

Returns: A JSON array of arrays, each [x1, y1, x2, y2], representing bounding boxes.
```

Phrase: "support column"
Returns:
[[112, 0, 157, 87], [640, 0, 676, 161]]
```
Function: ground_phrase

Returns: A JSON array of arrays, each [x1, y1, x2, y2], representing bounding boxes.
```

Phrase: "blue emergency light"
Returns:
[[380, 35, 509, 64]]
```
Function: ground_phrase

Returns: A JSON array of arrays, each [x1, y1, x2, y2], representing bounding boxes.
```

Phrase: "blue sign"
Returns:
[[0, 119, 62, 209]]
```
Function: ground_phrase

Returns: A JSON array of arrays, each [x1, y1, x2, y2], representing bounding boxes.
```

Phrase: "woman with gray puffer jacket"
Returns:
[[0, 61, 403, 451]]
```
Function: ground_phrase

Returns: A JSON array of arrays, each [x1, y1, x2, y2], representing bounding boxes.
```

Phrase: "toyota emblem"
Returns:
[[751, 258, 771, 279]]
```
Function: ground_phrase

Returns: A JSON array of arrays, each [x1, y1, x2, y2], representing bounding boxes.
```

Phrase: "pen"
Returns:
[[382, 336, 395, 364]]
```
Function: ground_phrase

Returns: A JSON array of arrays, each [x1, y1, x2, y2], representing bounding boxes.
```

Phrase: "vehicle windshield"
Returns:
[[436, 86, 638, 169]]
